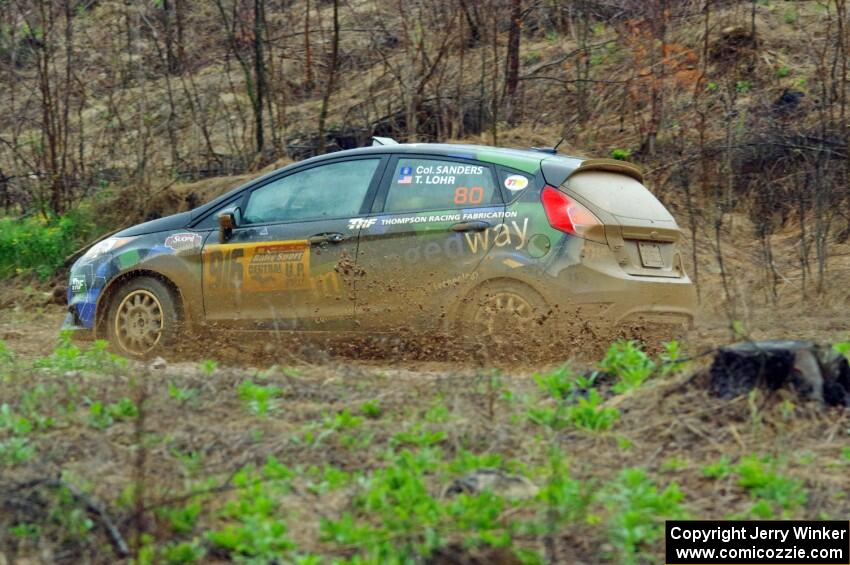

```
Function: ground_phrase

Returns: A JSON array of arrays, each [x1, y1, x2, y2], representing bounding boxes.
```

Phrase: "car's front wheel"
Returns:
[[107, 277, 179, 358]]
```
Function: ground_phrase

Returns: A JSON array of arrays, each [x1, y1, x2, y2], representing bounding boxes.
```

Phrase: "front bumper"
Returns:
[[61, 310, 94, 340]]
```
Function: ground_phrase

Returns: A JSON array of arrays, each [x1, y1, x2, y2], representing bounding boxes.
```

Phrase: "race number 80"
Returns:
[[453, 186, 484, 205]]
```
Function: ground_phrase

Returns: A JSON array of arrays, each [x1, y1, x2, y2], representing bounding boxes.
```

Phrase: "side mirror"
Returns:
[[218, 210, 239, 243]]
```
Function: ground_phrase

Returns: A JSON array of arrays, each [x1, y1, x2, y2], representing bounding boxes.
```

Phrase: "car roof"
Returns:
[[285, 142, 580, 167], [191, 143, 582, 219]]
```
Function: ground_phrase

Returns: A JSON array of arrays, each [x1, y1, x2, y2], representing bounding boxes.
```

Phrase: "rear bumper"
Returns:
[[542, 262, 697, 328]]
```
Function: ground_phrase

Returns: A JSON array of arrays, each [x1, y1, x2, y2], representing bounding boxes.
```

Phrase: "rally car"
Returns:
[[64, 140, 696, 357]]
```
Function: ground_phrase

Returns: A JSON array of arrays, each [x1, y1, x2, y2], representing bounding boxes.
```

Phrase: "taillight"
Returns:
[[541, 185, 606, 243]]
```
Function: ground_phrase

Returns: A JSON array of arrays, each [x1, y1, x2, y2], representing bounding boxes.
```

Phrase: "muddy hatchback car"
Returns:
[[65, 141, 696, 357]]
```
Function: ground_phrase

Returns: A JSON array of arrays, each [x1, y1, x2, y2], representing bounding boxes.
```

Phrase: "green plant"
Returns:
[[610, 148, 632, 160], [568, 390, 620, 431], [659, 340, 685, 375], [160, 540, 206, 564], [9, 522, 41, 538], [661, 457, 689, 472], [1, 403, 34, 435], [198, 359, 218, 376], [205, 458, 294, 561], [534, 365, 579, 400], [424, 398, 451, 423], [237, 379, 282, 416], [168, 382, 199, 405], [52, 484, 95, 541], [0, 209, 101, 279], [734, 455, 806, 518], [359, 399, 382, 419], [736, 80, 752, 94], [157, 501, 202, 535], [833, 342, 850, 360], [536, 449, 591, 536], [527, 389, 619, 431], [701, 457, 733, 479], [0, 340, 14, 371], [776, 66, 791, 78], [391, 424, 446, 447], [326, 408, 364, 431], [599, 341, 656, 393], [34, 333, 127, 373], [0, 436, 34, 466], [87, 397, 138, 429], [603, 468, 686, 564], [783, 6, 797, 24], [306, 465, 354, 495], [320, 449, 515, 562]]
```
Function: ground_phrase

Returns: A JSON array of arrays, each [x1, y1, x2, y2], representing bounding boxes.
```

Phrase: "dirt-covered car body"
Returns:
[[64, 143, 696, 354]]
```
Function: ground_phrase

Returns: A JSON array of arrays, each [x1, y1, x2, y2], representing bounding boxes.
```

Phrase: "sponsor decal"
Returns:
[[453, 186, 485, 205], [504, 174, 529, 191], [310, 270, 342, 299], [463, 218, 529, 253], [376, 210, 518, 228], [70, 276, 86, 293], [247, 243, 309, 288], [416, 164, 484, 176], [396, 164, 486, 186], [397, 166, 413, 184], [431, 271, 479, 291], [348, 217, 378, 230], [204, 240, 311, 293], [164, 232, 202, 252]]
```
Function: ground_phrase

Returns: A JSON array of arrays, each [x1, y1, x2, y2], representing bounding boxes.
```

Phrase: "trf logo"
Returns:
[[348, 218, 377, 230]]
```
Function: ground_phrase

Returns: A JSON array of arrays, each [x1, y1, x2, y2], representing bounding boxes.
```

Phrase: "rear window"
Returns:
[[565, 171, 673, 221], [383, 158, 499, 213]]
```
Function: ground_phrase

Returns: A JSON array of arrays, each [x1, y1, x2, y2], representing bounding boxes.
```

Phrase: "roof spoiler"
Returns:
[[372, 136, 399, 146], [567, 158, 643, 183]]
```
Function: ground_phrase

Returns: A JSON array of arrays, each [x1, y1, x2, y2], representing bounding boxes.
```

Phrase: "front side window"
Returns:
[[243, 159, 380, 224], [383, 158, 499, 214]]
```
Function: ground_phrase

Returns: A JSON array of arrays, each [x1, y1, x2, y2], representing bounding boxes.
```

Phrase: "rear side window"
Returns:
[[243, 158, 380, 224], [383, 158, 499, 213]]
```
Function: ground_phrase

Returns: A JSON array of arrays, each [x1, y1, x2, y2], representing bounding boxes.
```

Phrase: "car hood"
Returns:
[[114, 211, 193, 237]]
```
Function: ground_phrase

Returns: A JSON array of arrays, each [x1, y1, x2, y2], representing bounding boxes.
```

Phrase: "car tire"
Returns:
[[106, 277, 180, 358], [456, 279, 551, 357]]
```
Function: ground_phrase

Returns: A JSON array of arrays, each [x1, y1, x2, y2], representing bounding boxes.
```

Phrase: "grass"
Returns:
[[0, 335, 844, 563], [0, 209, 101, 280]]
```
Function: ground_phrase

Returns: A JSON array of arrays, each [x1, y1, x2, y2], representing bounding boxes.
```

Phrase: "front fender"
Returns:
[[67, 230, 211, 336]]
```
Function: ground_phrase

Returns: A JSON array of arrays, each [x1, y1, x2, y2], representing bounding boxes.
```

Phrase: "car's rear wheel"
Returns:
[[107, 277, 179, 358], [458, 279, 551, 354]]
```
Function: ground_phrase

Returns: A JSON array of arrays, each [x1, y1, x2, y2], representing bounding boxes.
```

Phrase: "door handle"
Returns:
[[450, 221, 490, 232], [309, 232, 346, 245]]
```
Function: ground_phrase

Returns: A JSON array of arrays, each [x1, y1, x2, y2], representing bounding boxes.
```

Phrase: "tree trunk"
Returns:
[[304, 0, 313, 93], [317, 0, 340, 154], [504, 0, 521, 124], [253, 0, 267, 157]]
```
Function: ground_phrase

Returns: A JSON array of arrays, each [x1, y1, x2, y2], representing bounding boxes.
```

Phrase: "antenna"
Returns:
[[553, 137, 566, 152]]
